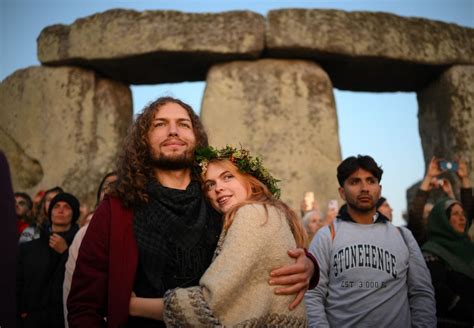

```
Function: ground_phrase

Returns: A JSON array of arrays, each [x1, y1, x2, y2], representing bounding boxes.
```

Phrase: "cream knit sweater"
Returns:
[[164, 204, 307, 327]]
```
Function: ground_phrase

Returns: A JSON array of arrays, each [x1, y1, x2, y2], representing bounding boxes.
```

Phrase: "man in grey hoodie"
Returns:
[[305, 155, 436, 328]]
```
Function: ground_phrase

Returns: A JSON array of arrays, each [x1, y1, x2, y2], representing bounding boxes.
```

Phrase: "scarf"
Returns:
[[422, 198, 474, 279], [133, 180, 221, 295]]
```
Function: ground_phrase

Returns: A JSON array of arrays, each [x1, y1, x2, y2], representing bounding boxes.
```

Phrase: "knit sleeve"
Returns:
[[304, 225, 332, 327], [163, 204, 306, 327]]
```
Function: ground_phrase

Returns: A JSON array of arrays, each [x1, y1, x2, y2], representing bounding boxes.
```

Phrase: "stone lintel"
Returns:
[[267, 9, 474, 91], [38, 9, 265, 84]]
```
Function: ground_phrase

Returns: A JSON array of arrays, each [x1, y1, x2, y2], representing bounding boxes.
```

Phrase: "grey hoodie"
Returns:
[[305, 214, 436, 328]]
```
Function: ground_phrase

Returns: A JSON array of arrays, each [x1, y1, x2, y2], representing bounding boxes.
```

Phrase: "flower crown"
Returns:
[[195, 145, 281, 198]]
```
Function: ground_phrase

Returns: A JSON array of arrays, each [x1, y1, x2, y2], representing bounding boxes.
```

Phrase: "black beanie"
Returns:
[[48, 192, 80, 224]]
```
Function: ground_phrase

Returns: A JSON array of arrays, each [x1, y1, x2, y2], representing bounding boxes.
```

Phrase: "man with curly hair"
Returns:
[[67, 97, 316, 328]]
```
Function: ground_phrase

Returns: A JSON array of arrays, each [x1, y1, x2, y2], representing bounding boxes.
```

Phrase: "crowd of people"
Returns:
[[2, 96, 473, 327]]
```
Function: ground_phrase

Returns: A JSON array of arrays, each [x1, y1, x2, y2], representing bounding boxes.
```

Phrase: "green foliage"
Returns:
[[195, 145, 281, 198]]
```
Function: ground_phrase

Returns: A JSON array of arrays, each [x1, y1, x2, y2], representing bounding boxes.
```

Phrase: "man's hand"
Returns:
[[269, 248, 314, 310], [49, 233, 68, 254], [129, 291, 164, 320]]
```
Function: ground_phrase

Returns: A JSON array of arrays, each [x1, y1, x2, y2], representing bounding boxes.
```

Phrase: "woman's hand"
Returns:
[[49, 233, 68, 254], [269, 248, 315, 310]]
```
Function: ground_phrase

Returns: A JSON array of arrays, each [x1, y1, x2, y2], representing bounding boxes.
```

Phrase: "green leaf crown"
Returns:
[[195, 145, 281, 199]]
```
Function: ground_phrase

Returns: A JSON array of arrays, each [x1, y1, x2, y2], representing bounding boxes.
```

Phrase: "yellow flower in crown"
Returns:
[[195, 145, 281, 198]]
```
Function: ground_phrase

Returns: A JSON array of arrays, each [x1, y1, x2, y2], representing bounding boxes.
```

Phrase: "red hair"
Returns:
[[204, 159, 307, 248]]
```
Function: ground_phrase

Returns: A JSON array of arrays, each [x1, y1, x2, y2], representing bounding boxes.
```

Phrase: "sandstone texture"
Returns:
[[267, 9, 474, 91], [0, 66, 132, 207], [38, 9, 265, 84], [418, 65, 474, 184], [201, 59, 341, 212]]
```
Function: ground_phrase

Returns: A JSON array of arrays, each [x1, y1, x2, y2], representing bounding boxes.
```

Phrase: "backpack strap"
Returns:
[[397, 226, 409, 248], [328, 221, 336, 240]]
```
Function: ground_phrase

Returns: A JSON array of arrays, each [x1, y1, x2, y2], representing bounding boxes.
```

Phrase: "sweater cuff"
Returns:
[[305, 248, 319, 289]]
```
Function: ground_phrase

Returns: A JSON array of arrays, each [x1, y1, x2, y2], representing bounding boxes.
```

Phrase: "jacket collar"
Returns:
[[338, 210, 389, 224]]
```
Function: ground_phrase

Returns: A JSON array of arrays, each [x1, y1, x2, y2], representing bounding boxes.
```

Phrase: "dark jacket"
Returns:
[[424, 253, 474, 325], [17, 225, 78, 328], [0, 152, 17, 328], [67, 194, 222, 328]]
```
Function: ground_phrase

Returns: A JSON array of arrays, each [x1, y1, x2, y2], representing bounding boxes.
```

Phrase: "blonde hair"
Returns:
[[203, 159, 307, 247]]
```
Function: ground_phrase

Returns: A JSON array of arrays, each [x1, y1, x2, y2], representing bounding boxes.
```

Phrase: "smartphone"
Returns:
[[328, 199, 338, 211], [304, 191, 315, 211], [439, 160, 459, 172]]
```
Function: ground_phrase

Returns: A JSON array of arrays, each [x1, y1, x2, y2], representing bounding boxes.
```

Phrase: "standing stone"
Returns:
[[418, 65, 474, 182], [201, 59, 341, 212], [37, 9, 265, 84], [0, 66, 132, 207], [266, 9, 474, 91]]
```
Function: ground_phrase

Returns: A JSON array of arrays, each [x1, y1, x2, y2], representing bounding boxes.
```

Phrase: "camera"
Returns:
[[438, 160, 459, 172]]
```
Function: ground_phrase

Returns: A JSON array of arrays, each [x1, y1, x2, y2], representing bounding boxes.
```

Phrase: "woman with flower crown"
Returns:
[[129, 146, 309, 327]]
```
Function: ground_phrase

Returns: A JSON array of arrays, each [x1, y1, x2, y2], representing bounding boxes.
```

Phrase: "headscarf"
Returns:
[[422, 198, 474, 279]]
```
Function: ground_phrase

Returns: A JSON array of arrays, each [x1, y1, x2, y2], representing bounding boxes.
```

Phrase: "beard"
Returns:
[[346, 198, 376, 213], [150, 151, 194, 171]]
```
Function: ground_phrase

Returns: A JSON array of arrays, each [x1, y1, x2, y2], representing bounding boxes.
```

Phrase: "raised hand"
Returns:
[[49, 233, 68, 254], [456, 157, 471, 188], [421, 157, 442, 191]]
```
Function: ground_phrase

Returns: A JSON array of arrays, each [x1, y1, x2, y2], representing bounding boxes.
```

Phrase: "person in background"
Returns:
[[63, 172, 118, 328], [17, 193, 80, 328], [376, 196, 393, 222], [15, 192, 34, 236], [36, 186, 64, 229], [32, 190, 46, 220], [20, 187, 64, 243], [96, 171, 118, 207], [302, 202, 338, 245], [305, 155, 436, 327], [422, 198, 474, 326], [0, 152, 17, 328], [302, 209, 321, 245], [408, 157, 472, 246]]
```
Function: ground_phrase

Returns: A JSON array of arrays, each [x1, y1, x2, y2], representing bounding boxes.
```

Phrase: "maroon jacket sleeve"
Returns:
[[67, 197, 112, 327], [305, 248, 320, 289]]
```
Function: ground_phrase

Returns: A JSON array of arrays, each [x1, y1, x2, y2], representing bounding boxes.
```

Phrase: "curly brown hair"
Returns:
[[112, 97, 208, 207]]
